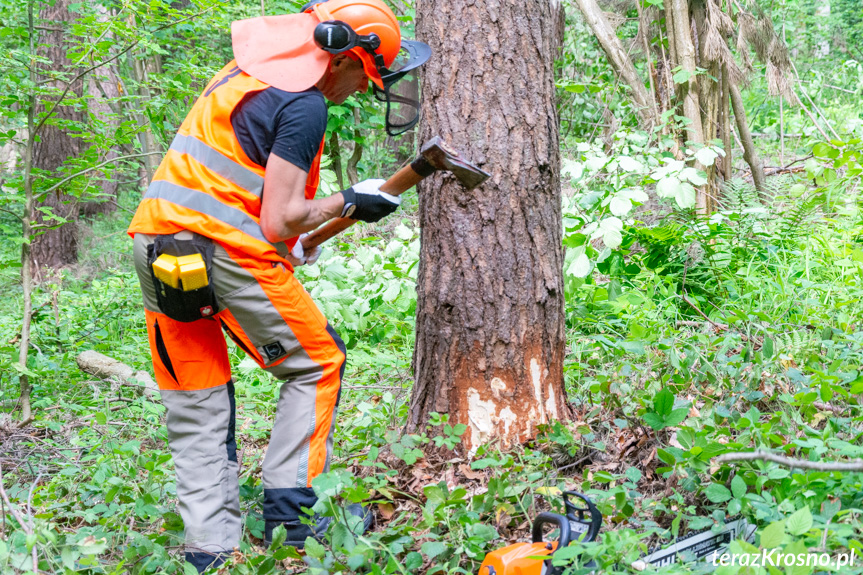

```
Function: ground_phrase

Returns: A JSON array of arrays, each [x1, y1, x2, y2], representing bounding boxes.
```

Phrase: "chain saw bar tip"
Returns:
[[409, 135, 491, 190]]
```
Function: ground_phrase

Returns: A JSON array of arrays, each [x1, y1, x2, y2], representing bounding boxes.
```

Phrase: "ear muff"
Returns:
[[313, 20, 382, 57], [313, 21, 353, 52]]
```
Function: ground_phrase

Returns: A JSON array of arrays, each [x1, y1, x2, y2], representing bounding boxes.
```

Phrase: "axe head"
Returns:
[[420, 136, 490, 189]]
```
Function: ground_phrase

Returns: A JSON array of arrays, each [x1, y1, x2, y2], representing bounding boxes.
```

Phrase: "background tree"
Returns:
[[408, 0, 572, 452], [30, 0, 84, 271], [573, 0, 798, 209]]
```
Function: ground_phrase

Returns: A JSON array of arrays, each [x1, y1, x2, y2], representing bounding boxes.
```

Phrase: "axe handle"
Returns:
[[300, 163, 426, 250]]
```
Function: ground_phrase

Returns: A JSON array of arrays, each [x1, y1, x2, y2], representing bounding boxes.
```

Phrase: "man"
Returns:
[[127, 1, 430, 571]]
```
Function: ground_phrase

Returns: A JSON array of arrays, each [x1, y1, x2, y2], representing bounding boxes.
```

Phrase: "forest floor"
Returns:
[[1, 154, 863, 574]]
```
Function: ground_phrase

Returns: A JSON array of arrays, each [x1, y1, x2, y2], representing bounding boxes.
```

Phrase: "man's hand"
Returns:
[[288, 233, 322, 266], [340, 179, 400, 223]]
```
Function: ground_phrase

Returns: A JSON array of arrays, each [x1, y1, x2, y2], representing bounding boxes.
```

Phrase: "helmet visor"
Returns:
[[373, 39, 431, 136], [373, 69, 420, 136]]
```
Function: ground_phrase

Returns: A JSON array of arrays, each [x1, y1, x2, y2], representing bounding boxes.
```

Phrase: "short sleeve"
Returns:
[[270, 91, 327, 172]]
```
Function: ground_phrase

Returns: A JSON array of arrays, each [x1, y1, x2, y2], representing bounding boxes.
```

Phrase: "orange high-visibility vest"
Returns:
[[128, 60, 324, 263]]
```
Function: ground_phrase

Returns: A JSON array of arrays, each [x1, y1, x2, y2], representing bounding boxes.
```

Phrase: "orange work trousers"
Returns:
[[133, 231, 345, 567]]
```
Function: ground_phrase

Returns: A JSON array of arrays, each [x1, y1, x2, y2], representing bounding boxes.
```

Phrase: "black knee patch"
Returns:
[[262, 341, 286, 363]]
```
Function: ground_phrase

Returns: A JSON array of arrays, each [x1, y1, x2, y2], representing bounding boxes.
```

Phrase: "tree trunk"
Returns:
[[328, 131, 345, 190], [667, 0, 704, 146], [727, 72, 766, 192], [574, 0, 659, 128], [129, 50, 161, 185], [30, 0, 83, 272], [346, 108, 363, 186], [80, 2, 122, 216], [80, 68, 121, 217], [409, 0, 571, 453]]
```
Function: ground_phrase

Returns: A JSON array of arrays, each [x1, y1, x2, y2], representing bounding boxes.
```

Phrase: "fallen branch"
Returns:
[[0, 461, 30, 534], [75, 351, 158, 397], [714, 449, 863, 472]]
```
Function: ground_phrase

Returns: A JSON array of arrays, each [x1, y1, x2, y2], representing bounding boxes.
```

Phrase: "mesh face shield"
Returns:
[[373, 39, 431, 136]]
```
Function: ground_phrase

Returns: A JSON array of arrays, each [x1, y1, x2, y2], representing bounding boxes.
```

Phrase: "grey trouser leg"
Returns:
[[133, 232, 240, 568], [210, 244, 346, 528]]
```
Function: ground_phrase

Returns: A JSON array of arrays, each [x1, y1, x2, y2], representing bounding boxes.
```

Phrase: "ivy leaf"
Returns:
[[731, 475, 747, 499], [304, 537, 326, 559], [674, 182, 696, 209], [653, 388, 674, 416], [655, 177, 680, 198], [673, 68, 692, 84], [643, 412, 666, 431], [704, 483, 732, 503], [786, 506, 813, 536], [694, 147, 720, 166], [421, 541, 447, 558], [759, 520, 785, 549], [566, 252, 591, 278], [599, 217, 623, 249], [617, 156, 643, 172], [609, 196, 633, 216], [664, 407, 689, 427], [268, 524, 287, 550], [680, 167, 707, 186], [620, 188, 649, 203]]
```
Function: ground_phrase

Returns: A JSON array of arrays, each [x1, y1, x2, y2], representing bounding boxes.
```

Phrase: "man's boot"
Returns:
[[264, 504, 373, 547]]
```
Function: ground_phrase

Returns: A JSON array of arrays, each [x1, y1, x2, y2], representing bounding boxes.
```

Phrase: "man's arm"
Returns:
[[259, 152, 345, 244]]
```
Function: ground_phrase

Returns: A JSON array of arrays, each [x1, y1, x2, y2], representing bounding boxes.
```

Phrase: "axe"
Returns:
[[300, 136, 490, 251]]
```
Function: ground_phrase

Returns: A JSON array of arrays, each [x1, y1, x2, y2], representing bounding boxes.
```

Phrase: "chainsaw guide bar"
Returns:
[[640, 516, 757, 568]]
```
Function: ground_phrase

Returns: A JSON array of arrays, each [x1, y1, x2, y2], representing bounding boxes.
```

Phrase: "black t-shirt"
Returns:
[[231, 87, 327, 172]]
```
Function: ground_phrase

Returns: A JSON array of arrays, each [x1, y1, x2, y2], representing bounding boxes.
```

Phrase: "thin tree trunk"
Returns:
[[346, 108, 363, 186], [668, 0, 704, 145], [130, 52, 160, 184], [720, 75, 732, 180], [779, 96, 785, 165], [328, 132, 345, 190], [727, 69, 766, 192], [636, 0, 660, 123], [410, 0, 571, 453], [18, 1, 37, 426], [31, 0, 83, 271], [574, 0, 658, 128]]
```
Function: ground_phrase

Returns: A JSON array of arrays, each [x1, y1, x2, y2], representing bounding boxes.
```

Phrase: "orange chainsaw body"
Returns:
[[477, 540, 557, 575]]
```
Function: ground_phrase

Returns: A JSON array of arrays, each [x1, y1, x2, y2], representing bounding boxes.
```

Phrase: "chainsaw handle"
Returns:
[[532, 512, 571, 550], [299, 164, 426, 251], [563, 491, 602, 543]]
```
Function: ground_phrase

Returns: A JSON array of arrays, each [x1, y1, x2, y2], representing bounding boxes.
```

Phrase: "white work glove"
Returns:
[[289, 233, 322, 266], [339, 179, 400, 222]]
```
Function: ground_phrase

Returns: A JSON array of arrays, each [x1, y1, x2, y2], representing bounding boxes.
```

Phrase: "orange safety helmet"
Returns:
[[307, 0, 401, 89]]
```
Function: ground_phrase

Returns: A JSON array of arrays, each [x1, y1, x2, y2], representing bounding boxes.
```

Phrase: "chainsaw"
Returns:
[[477, 491, 602, 575], [477, 492, 756, 574]]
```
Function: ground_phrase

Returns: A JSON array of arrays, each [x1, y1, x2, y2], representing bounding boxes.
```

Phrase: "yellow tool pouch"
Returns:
[[147, 234, 219, 322]]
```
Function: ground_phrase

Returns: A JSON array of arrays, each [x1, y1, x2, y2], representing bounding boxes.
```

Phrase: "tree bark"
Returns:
[[667, 0, 704, 146], [727, 70, 766, 192], [30, 0, 83, 271], [574, 0, 659, 128], [409, 0, 571, 453], [129, 50, 161, 185], [328, 131, 345, 190], [346, 108, 363, 186]]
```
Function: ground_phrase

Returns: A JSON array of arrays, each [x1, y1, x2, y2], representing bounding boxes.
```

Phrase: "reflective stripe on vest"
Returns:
[[144, 181, 274, 247], [127, 61, 324, 262], [169, 134, 264, 197]]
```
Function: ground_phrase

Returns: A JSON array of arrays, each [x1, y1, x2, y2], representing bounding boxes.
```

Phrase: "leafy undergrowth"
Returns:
[[2, 140, 863, 574]]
